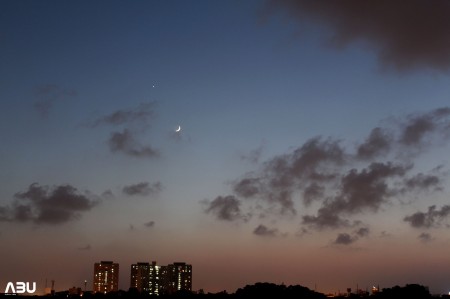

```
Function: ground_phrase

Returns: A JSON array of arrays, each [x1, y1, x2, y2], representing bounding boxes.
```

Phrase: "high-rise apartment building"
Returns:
[[93, 261, 119, 293], [130, 262, 150, 293], [163, 262, 192, 294], [129, 261, 191, 295], [149, 261, 162, 295], [130, 261, 162, 295]]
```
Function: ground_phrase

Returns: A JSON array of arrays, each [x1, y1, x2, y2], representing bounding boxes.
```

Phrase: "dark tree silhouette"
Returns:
[[373, 284, 431, 299], [235, 282, 326, 299]]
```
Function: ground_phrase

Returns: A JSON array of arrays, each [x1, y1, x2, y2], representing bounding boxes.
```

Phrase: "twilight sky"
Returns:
[[1, 0, 450, 295]]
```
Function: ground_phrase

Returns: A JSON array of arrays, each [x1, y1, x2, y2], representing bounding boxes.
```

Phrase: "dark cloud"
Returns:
[[233, 178, 262, 198], [33, 84, 77, 117], [0, 183, 98, 225], [109, 129, 159, 158], [302, 207, 349, 229], [265, 0, 450, 72], [399, 108, 450, 147], [262, 137, 344, 190], [122, 182, 162, 197], [356, 108, 450, 159], [333, 162, 407, 213], [404, 205, 450, 228], [332, 227, 369, 245], [287, 137, 345, 181], [203, 195, 248, 221], [355, 227, 370, 237], [89, 102, 155, 127], [334, 233, 356, 245], [232, 137, 345, 215], [356, 127, 392, 160], [400, 116, 435, 146], [303, 162, 408, 229], [253, 224, 278, 237], [302, 183, 324, 206], [403, 173, 441, 192], [204, 107, 450, 235], [144, 221, 155, 228]]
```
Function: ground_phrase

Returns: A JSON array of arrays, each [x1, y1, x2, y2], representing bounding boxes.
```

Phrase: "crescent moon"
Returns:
[[175, 126, 181, 132]]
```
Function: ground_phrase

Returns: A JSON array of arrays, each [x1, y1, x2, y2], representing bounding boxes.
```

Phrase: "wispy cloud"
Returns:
[[240, 143, 265, 164], [144, 220, 155, 228], [33, 84, 77, 117], [203, 195, 249, 222], [418, 232, 433, 243], [87, 102, 161, 158], [122, 182, 162, 197], [109, 129, 159, 158], [88, 102, 156, 128]]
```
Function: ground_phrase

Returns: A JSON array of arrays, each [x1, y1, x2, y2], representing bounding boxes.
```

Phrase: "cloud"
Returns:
[[330, 227, 369, 245], [0, 183, 98, 225], [331, 162, 407, 213], [109, 129, 159, 158], [302, 208, 350, 230], [203, 107, 450, 235], [264, 0, 450, 72], [404, 205, 450, 228], [302, 183, 324, 206], [398, 108, 450, 148], [232, 137, 345, 215], [33, 84, 77, 117], [403, 173, 441, 192], [303, 162, 408, 229], [86, 102, 161, 158], [355, 227, 370, 237], [286, 137, 346, 181], [356, 127, 392, 160], [233, 178, 262, 198], [89, 102, 156, 127], [144, 221, 155, 228], [203, 195, 249, 221], [334, 233, 356, 245], [355, 107, 450, 159], [253, 224, 279, 237], [122, 182, 162, 196]]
